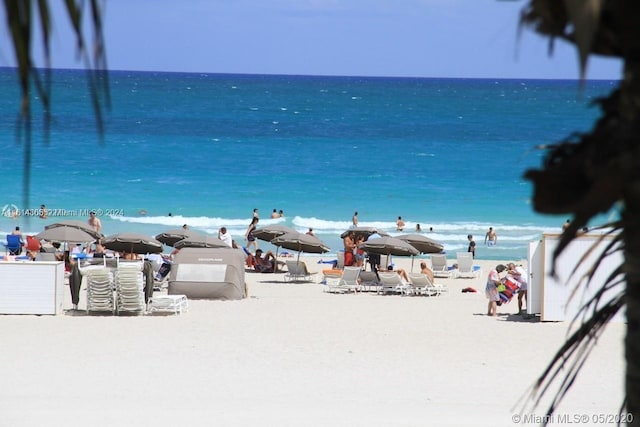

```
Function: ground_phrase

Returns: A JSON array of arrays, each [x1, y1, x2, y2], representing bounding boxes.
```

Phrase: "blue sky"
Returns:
[[0, 1, 623, 79]]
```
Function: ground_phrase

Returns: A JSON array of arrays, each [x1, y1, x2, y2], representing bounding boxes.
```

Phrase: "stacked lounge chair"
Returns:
[[115, 261, 145, 315], [82, 265, 115, 314]]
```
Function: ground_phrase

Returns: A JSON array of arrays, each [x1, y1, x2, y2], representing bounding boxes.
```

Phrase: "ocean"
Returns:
[[0, 68, 619, 261]]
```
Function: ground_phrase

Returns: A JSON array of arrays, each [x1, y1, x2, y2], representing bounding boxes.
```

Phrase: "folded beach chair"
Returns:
[[430, 254, 453, 278], [325, 266, 361, 293], [284, 260, 315, 282], [114, 261, 145, 315], [408, 273, 448, 296], [377, 272, 409, 295], [455, 252, 481, 278], [80, 264, 115, 314]]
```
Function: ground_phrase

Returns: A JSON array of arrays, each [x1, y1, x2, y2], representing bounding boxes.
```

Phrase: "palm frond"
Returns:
[[3, 0, 109, 213]]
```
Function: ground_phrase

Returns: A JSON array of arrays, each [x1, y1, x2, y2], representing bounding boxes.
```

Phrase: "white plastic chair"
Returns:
[[456, 252, 481, 278], [284, 260, 314, 282], [408, 272, 448, 296], [430, 254, 453, 278]]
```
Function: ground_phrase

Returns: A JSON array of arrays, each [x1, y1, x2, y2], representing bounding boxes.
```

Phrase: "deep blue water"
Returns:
[[0, 68, 619, 260]]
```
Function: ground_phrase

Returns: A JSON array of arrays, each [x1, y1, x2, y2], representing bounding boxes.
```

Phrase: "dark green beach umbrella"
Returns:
[[252, 225, 296, 242], [44, 220, 103, 240], [358, 236, 419, 269], [396, 234, 444, 254], [271, 231, 330, 263], [173, 235, 229, 249], [340, 227, 390, 239], [155, 228, 203, 247], [102, 232, 163, 254]]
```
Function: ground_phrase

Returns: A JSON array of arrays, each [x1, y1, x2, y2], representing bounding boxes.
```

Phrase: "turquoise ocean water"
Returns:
[[0, 68, 619, 260]]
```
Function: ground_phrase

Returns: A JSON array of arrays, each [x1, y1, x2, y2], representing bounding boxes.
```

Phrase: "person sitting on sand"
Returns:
[[252, 249, 283, 273], [486, 264, 506, 317]]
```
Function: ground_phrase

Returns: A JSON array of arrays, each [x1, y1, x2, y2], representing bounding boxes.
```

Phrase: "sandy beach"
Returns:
[[0, 256, 626, 427]]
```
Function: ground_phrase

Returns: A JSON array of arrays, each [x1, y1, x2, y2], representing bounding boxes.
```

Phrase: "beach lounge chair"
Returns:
[[284, 260, 315, 282], [377, 272, 409, 295], [114, 261, 145, 315], [335, 251, 345, 269], [358, 270, 381, 292], [430, 254, 453, 278], [325, 266, 361, 293], [408, 272, 448, 296], [4, 234, 22, 256], [455, 252, 481, 278], [147, 294, 189, 315], [81, 265, 115, 314]]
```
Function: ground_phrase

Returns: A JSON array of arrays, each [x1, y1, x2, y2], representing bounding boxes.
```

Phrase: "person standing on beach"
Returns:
[[352, 211, 358, 227], [396, 216, 405, 232], [484, 227, 497, 246], [486, 264, 506, 317], [467, 234, 476, 258], [245, 217, 259, 251], [88, 211, 102, 234], [343, 231, 356, 266], [507, 262, 528, 314]]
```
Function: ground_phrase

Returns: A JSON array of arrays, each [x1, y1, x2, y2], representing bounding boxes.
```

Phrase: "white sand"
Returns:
[[0, 257, 625, 426]]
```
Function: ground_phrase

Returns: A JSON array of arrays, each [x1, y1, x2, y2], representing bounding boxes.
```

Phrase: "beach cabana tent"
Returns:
[[168, 247, 246, 300]]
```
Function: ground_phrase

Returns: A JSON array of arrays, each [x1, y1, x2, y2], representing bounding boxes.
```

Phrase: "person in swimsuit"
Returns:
[[245, 217, 259, 251], [484, 227, 497, 246]]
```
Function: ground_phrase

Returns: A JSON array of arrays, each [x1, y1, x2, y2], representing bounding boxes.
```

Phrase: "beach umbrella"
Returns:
[[358, 236, 419, 269], [271, 231, 330, 254], [174, 235, 230, 249], [340, 226, 390, 239], [155, 228, 203, 247], [271, 231, 330, 263], [396, 234, 444, 272], [102, 232, 163, 254], [252, 225, 297, 242], [44, 220, 103, 240], [35, 225, 97, 244], [396, 234, 444, 254]]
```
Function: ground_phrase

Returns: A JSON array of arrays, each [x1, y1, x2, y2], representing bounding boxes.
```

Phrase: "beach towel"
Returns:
[[498, 276, 519, 304]]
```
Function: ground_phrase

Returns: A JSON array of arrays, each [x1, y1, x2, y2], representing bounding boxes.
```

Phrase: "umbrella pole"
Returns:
[[411, 256, 415, 273], [274, 246, 279, 273]]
